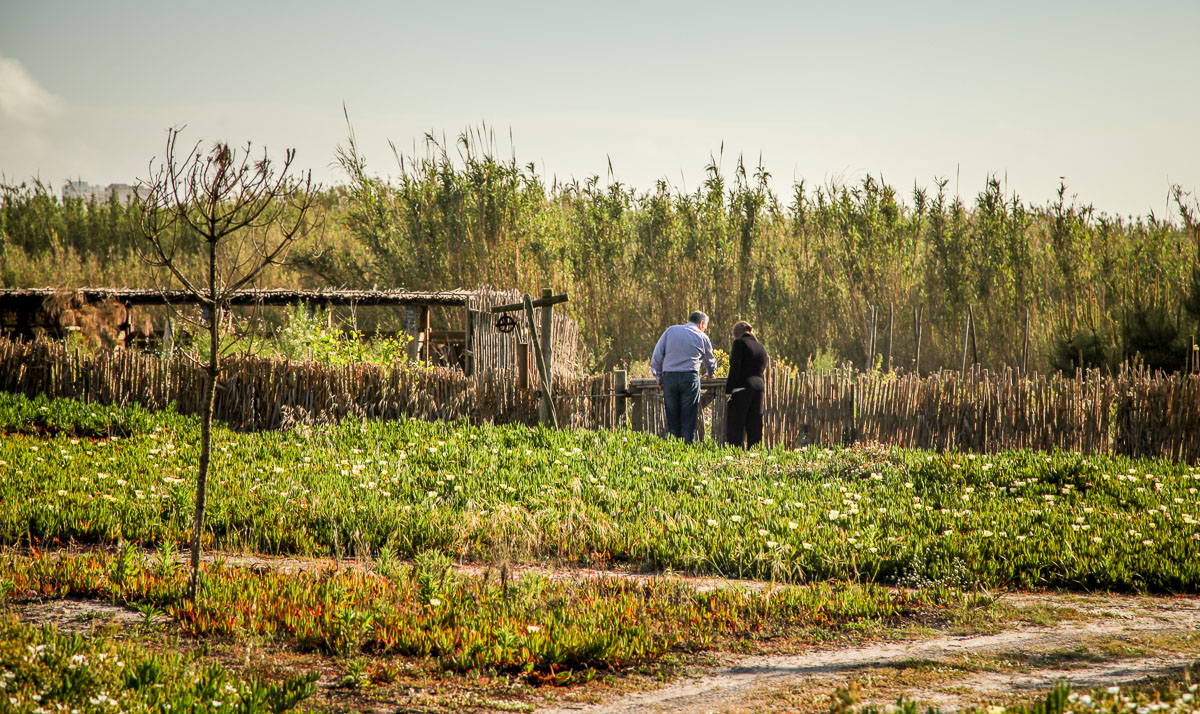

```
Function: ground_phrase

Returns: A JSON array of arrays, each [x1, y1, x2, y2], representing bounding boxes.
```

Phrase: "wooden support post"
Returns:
[[422, 306, 431, 366], [523, 295, 558, 428], [517, 342, 530, 390], [464, 309, 475, 376], [540, 288, 554, 380], [405, 306, 419, 362], [613, 369, 627, 426]]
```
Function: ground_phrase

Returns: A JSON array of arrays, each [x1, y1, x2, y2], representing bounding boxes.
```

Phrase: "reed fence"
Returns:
[[2, 339, 1198, 463], [468, 288, 582, 378]]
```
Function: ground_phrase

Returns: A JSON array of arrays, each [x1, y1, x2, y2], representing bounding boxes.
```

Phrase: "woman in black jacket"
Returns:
[[725, 321, 769, 448]]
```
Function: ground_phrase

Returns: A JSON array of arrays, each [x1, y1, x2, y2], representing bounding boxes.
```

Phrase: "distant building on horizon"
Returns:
[[61, 180, 143, 204]]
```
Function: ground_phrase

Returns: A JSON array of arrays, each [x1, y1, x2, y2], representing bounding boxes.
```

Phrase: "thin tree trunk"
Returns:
[[188, 345, 217, 602], [189, 242, 220, 602]]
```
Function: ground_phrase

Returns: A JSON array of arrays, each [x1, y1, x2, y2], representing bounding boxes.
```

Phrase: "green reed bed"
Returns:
[[0, 395, 1197, 592]]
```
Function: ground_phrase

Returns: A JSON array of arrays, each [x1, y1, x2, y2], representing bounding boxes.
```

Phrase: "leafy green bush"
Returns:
[[268, 303, 411, 366]]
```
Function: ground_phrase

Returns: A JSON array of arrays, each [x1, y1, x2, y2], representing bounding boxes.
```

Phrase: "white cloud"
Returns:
[[0, 54, 62, 123]]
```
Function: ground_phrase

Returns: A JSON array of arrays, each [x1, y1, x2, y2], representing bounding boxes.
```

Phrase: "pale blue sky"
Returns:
[[1, 0, 1197, 217]]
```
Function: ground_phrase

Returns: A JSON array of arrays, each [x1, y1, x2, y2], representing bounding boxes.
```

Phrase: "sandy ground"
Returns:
[[539, 593, 1200, 713]]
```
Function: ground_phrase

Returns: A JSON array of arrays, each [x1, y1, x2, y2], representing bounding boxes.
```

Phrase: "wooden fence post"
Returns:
[[405, 306, 419, 362], [422, 306, 431, 366], [517, 342, 529, 390], [464, 309, 475, 376], [614, 369, 627, 425], [540, 288, 554, 380], [631, 391, 645, 432]]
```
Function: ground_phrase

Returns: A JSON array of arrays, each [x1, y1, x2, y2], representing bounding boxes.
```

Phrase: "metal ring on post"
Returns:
[[495, 314, 518, 334]]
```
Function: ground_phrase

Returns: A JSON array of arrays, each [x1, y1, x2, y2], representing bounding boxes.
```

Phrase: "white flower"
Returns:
[[730, 515, 741, 522], [706, 519, 718, 527]]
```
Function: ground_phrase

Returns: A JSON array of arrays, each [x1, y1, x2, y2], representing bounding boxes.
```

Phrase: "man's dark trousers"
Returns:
[[725, 388, 764, 448], [662, 371, 701, 443]]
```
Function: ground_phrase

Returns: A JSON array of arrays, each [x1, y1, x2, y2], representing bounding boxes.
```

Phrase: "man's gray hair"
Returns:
[[688, 311, 709, 325]]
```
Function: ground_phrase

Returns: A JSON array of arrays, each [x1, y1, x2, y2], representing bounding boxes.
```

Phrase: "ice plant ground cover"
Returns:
[[0, 548, 958, 677], [0, 394, 1199, 711], [0, 615, 319, 713], [0, 394, 1197, 592]]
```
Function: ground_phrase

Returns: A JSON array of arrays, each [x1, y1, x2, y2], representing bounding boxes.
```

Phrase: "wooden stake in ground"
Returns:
[[137, 128, 320, 603]]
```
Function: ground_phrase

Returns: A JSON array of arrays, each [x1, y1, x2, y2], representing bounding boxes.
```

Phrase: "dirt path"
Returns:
[[540, 594, 1200, 713]]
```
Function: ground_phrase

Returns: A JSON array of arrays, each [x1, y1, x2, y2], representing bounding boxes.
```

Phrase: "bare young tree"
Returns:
[[138, 127, 320, 602]]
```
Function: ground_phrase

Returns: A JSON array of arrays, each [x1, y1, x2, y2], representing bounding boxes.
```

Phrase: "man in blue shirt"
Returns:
[[650, 311, 717, 444]]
